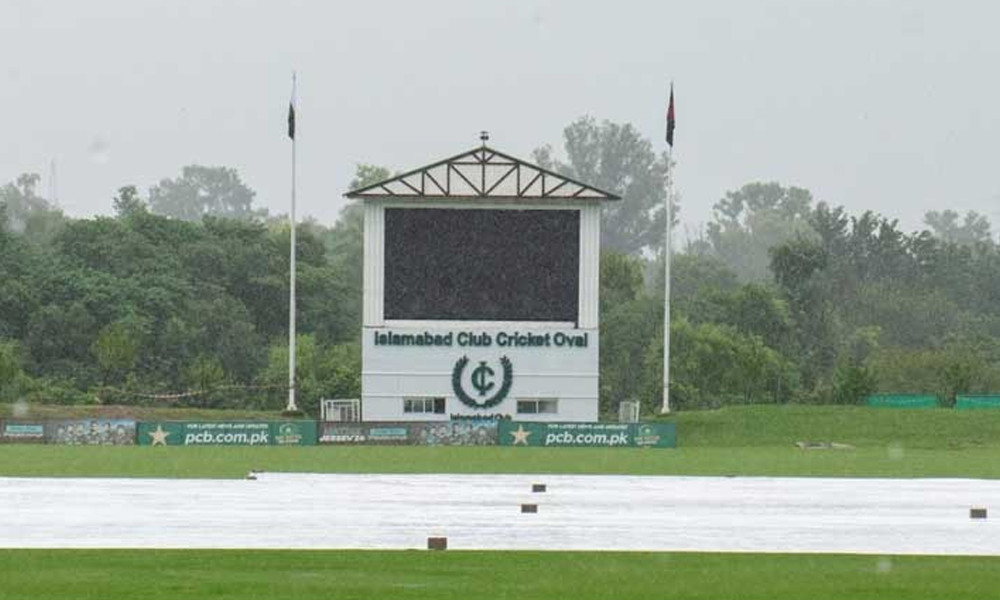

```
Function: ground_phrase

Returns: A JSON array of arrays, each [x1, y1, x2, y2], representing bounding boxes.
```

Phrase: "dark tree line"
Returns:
[[2, 120, 999, 416]]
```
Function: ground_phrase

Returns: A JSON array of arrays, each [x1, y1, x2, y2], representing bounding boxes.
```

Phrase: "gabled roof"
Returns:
[[344, 145, 620, 201]]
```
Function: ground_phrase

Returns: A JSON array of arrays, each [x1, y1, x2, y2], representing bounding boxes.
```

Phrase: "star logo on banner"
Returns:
[[148, 425, 170, 446], [509, 425, 532, 446]]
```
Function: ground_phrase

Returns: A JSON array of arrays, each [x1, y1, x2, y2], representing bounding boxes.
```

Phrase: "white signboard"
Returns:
[[362, 326, 598, 422]]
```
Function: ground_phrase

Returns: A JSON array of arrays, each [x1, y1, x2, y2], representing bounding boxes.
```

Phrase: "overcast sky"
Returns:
[[2, 0, 998, 233]]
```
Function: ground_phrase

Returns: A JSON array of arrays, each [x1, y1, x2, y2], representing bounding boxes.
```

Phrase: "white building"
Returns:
[[346, 142, 619, 422]]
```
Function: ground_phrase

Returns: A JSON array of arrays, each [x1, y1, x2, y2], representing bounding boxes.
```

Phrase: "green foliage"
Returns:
[[260, 335, 361, 416], [708, 182, 816, 281], [924, 209, 992, 246], [0, 170, 360, 411], [348, 164, 392, 190], [646, 318, 792, 410], [91, 316, 147, 385], [5, 139, 1000, 415], [112, 185, 147, 219], [0, 173, 66, 241], [149, 165, 264, 222], [534, 117, 672, 255], [600, 250, 645, 312], [0, 339, 25, 400]]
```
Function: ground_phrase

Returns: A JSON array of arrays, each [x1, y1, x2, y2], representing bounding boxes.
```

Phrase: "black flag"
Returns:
[[287, 101, 295, 140], [666, 84, 675, 147]]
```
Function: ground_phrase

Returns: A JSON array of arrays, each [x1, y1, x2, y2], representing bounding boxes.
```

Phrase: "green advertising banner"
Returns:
[[632, 422, 677, 448], [955, 395, 1000, 410], [0, 421, 46, 443], [865, 394, 940, 408], [137, 421, 316, 446], [498, 421, 676, 448]]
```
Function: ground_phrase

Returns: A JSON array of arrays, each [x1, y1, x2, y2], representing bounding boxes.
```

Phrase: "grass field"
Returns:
[[0, 550, 998, 600], [4, 405, 999, 599], [3, 405, 1000, 479], [4, 444, 1000, 479]]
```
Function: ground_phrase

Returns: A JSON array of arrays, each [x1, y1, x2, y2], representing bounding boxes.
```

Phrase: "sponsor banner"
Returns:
[[411, 421, 498, 446], [45, 419, 136, 445], [319, 423, 408, 445], [866, 394, 939, 408], [319, 421, 499, 446], [137, 421, 316, 446], [0, 421, 46, 443], [272, 421, 318, 446], [498, 421, 676, 448], [632, 422, 677, 448], [955, 395, 1000, 410]]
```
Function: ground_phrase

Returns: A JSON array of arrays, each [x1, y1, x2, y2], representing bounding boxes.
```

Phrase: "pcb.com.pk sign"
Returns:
[[137, 421, 316, 446], [498, 421, 676, 448]]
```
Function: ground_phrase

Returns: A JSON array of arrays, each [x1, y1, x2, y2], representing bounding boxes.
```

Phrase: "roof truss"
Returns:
[[345, 146, 620, 201]]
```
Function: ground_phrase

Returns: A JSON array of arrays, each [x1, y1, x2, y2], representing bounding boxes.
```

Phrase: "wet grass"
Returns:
[[2, 444, 1000, 479], [3, 405, 1000, 479], [668, 405, 1000, 449], [0, 550, 997, 600]]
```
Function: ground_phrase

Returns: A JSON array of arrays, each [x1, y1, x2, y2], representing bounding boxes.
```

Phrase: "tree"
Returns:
[[260, 335, 361, 416], [643, 318, 791, 410], [534, 117, 673, 255], [91, 316, 148, 386], [0, 173, 65, 240], [0, 340, 25, 400], [600, 251, 645, 314], [830, 327, 879, 404], [707, 182, 816, 281], [924, 210, 992, 246], [149, 165, 263, 221], [770, 237, 837, 387], [113, 185, 147, 219]]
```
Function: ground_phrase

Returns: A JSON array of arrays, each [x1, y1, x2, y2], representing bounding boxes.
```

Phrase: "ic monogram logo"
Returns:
[[452, 356, 513, 409], [471, 361, 495, 396]]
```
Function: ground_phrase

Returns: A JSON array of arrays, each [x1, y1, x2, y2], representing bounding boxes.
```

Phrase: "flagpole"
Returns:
[[661, 82, 675, 414], [662, 146, 673, 414], [286, 72, 299, 413]]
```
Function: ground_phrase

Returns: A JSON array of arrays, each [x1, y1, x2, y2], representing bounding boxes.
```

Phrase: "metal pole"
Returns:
[[286, 72, 298, 413], [661, 144, 673, 414]]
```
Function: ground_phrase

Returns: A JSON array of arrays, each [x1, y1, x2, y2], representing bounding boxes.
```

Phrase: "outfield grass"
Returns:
[[0, 550, 997, 600], [667, 405, 1000, 449], [3, 405, 1000, 479], [3, 444, 1000, 479]]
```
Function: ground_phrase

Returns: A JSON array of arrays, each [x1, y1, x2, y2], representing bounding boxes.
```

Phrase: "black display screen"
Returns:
[[384, 208, 580, 322]]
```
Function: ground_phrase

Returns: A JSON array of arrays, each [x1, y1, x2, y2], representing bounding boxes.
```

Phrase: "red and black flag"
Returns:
[[288, 73, 297, 140], [665, 84, 675, 147]]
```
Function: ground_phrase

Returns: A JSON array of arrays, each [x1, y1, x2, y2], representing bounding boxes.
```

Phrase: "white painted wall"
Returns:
[[362, 326, 598, 422]]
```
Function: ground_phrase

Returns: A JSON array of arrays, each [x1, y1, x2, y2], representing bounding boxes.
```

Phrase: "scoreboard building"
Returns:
[[346, 142, 618, 422]]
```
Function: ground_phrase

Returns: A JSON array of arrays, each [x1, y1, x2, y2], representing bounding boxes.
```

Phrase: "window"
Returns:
[[517, 398, 558, 415], [403, 397, 445, 414]]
